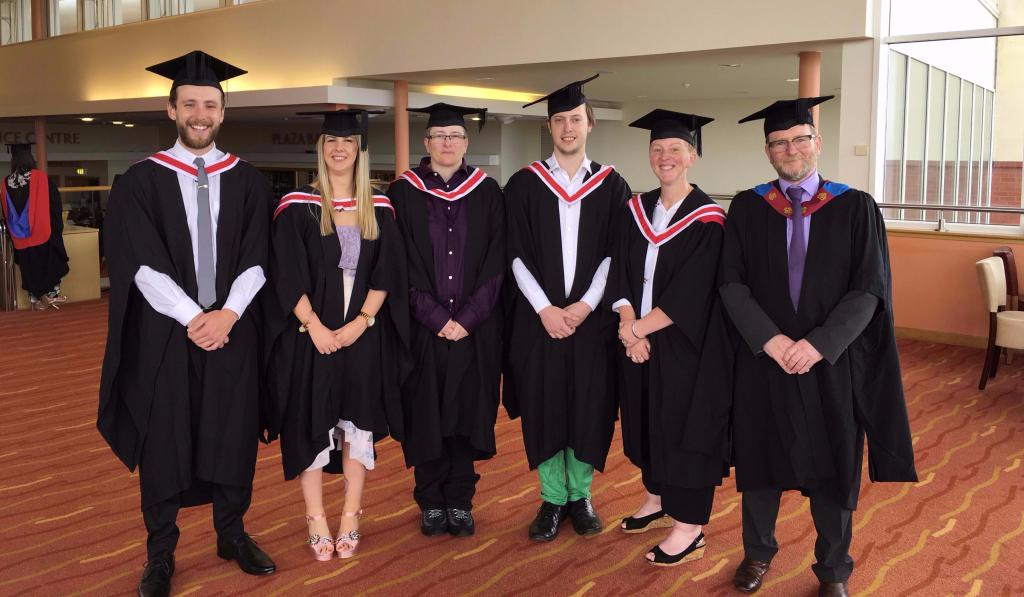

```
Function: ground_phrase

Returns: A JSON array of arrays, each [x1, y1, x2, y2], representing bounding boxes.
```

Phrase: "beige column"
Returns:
[[393, 80, 409, 177], [798, 51, 822, 127], [31, 0, 46, 40]]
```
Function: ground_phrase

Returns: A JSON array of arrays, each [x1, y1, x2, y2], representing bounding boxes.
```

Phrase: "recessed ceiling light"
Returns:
[[786, 78, 800, 82], [473, 76, 495, 81], [470, 116, 481, 121], [682, 82, 692, 88], [124, 123, 135, 128], [80, 117, 94, 122], [112, 121, 124, 125], [719, 64, 742, 68]]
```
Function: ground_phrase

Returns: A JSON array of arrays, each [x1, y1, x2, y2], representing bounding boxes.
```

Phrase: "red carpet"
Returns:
[[0, 298, 1022, 596]]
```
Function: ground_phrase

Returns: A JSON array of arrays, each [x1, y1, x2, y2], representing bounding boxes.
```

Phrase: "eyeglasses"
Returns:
[[767, 134, 817, 152], [426, 133, 467, 143]]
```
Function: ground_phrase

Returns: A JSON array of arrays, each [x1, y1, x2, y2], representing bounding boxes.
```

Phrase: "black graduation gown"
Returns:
[[97, 159, 270, 509], [608, 188, 732, 489], [264, 187, 411, 481], [4, 174, 69, 296], [388, 175, 505, 468], [720, 180, 917, 510], [503, 161, 631, 471]]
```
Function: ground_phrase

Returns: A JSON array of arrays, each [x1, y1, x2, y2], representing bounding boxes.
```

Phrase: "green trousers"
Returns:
[[537, 447, 594, 505]]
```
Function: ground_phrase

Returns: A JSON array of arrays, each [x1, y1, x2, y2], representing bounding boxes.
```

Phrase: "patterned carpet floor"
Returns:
[[0, 298, 1022, 596]]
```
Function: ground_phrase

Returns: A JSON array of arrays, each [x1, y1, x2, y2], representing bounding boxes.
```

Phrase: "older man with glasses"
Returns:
[[718, 96, 916, 597]]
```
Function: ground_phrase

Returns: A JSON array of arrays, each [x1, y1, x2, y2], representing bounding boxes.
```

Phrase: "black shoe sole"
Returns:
[[574, 526, 603, 536], [448, 526, 475, 537], [421, 526, 449, 537]]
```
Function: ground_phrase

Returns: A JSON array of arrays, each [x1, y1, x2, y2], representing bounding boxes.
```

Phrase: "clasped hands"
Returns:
[[539, 302, 592, 339], [617, 317, 651, 364], [187, 309, 239, 351], [437, 319, 469, 342], [763, 334, 822, 374], [307, 318, 368, 355]]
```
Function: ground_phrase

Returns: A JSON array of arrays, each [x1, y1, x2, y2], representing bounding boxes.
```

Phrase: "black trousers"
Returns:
[[741, 488, 854, 583], [141, 336, 253, 560], [142, 483, 251, 560], [413, 436, 480, 511], [641, 468, 715, 525]]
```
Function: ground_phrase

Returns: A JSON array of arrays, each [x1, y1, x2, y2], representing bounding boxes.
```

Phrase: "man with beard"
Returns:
[[720, 96, 916, 597], [504, 75, 631, 542], [98, 51, 276, 597]]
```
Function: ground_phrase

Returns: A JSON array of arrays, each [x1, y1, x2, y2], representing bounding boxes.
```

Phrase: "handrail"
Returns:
[[59, 186, 112, 193], [875, 202, 1024, 215]]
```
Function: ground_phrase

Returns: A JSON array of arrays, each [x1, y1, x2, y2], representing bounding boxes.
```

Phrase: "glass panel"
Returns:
[[904, 58, 928, 220], [889, 0, 997, 37], [191, 0, 220, 11], [956, 81, 973, 223], [56, 0, 78, 35], [924, 67, 945, 221], [971, 84, 985, 223], [81, 0, 99, 31], [942, 75, 960, 219], [0, 0, 30, 45], [883, 51, 907, 219], [121, 0, 144, 23]]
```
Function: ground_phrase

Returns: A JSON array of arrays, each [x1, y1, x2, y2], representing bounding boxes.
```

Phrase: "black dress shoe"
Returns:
[[216, 534, 276, 575], [528, 501, 568, 542], [138, 556, 174, 597], [567, 498, 603, 536], [446, 508, 475, 537], [647, 532, 706, 567], [732, 557, 771, 593], [421, 508, 448, 536], [818, 581, 849, 597]]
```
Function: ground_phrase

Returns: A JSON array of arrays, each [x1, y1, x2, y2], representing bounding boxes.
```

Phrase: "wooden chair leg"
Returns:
[[980, 314, 998, 390], [991, 348, 1001, 378]]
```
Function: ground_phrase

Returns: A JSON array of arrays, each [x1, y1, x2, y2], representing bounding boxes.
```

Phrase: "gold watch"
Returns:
[[358, 311, 376, 327]]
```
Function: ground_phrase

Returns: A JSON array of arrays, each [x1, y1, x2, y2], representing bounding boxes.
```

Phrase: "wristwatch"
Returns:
[[358, 311, 376, 327]]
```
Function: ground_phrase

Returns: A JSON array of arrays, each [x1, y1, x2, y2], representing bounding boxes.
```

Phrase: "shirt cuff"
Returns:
[[222, 266, 266, 318], [612, 299, 632, 313], [171, 300, 203, 327]]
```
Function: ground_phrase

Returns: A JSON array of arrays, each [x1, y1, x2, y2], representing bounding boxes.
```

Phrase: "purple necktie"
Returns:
[[787, 186, 806, 311]]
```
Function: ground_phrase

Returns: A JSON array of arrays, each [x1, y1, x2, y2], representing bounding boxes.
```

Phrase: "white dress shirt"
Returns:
[[512, 154, 611, 313], [613, 196, 686, 317], [134, 141, 266, 326]]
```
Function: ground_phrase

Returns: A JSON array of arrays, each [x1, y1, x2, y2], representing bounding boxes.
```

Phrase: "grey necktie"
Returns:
[[194, 157, 216, 308]]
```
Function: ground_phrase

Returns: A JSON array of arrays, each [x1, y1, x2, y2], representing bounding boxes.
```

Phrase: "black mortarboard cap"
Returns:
[[407, 103, 487, 132], [628, 109, 714, 156], [523, 74, 599, 116], [738, 95, 834, 137], [296, 109, 385, 151], [146, 50, 247, 92]]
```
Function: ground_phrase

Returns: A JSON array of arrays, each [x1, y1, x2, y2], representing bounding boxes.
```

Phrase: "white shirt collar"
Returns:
[[545, 153, 592, 179], [655, 196, 686, 222], [168, 139, 224, 164]]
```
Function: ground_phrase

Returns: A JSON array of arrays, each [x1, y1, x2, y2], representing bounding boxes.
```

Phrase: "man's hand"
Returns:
[[335, 318, 368, 348], [442, 321, 469, 342], [763, 334, 797, 373], [437, 319, 458, 338], [626, 338, 651, 364], [782, 339, 823, 374], [564, 302, 593, 328], [187, 309, 238, 351], [539, 306, 575, 339]]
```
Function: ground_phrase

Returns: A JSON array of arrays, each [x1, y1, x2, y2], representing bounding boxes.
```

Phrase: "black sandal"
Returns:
[[647, 532, 706, 567], [620, 510, 673, 534]]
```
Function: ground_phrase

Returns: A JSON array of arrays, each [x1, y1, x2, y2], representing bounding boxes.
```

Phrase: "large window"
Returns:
[[880, 0, 1024, 231], [0, 0, 31, 45], [48, 0, 260, 35]]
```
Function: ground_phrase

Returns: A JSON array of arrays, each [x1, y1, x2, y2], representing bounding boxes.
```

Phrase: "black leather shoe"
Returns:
[[567, 498, 603, 536], [446, 508, 475, 537], [216, 534, 276, 575], [732, 558, 771, 593], [528, 501, 568, 542], [818, 582, 849, 597], [421, 508, 448, 536], [138, 556, 174, 597]]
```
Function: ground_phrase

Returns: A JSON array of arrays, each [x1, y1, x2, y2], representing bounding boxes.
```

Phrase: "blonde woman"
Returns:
[[264, 109, 410, 561]]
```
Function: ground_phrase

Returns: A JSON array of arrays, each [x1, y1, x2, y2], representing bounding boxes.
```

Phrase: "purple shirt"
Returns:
[[778, 170, 818, 250], [408, 157, 504, 334]]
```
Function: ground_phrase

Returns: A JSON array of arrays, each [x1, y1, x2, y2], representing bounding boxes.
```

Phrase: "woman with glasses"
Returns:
[[264, 109, 410, 561], [387, 103, 505, 538], [608, 109, 732, 566]]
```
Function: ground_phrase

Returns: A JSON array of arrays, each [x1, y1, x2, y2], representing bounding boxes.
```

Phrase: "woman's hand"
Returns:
[[334, 318, 368, 348], [626, 338, 651, 364], [308, 321, 341, 354], [618, 318, 643, 348]]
